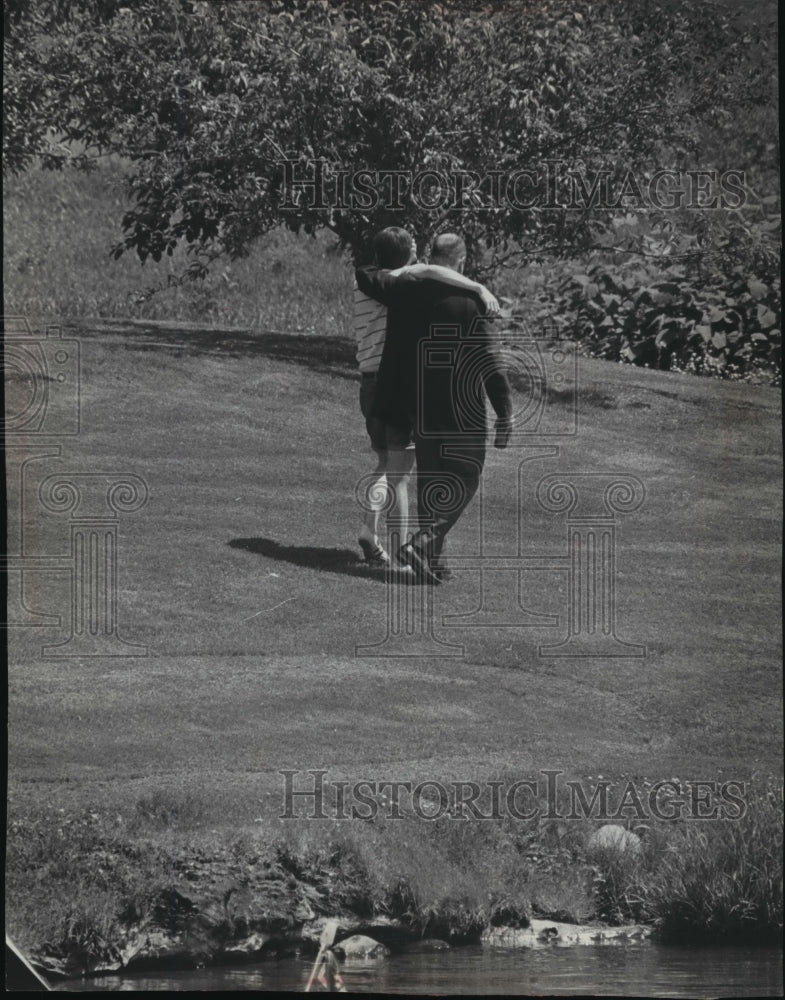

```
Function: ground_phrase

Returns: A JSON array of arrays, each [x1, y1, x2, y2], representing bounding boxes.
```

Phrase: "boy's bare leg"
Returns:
[[384, 447, 415, 560], [358, 451, 390, 562]]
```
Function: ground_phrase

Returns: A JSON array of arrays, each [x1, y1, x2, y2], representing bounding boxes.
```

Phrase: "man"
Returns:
[[356, 233, 513, 584], [354, 227, 500, 568]]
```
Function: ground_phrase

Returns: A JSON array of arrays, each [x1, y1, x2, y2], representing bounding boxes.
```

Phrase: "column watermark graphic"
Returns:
[[2, 314, 148, 657], [535, 473, 646, 657], [37, 474, 148, 656]]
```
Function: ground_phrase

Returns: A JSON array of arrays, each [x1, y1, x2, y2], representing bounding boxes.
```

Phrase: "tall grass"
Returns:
[[643, 788, 783, 943], [3, 159, 353, 335], [269, 781, 783, 944], [584, 788, 783, 943], [271, 810, 523, 941], [5, 808, 175, 969]]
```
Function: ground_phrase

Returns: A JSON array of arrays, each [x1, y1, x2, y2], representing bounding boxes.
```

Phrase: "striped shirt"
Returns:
[[353, 262, 482, 373], [353, 282, 388, 374]]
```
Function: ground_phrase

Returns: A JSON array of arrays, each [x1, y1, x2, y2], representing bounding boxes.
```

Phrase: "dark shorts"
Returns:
[[360, 373, 414, 452]]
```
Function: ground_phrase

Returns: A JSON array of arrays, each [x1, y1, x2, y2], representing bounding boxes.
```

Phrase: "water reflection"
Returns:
[[54, 944, 783, 996]]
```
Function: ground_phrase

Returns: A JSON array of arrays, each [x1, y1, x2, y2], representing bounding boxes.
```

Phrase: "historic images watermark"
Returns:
[[2, 314, 148, 656], [280, 160, 748, 212], [280, 769, 749, 822]]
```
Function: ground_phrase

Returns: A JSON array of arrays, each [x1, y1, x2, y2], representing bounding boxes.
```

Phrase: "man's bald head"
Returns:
[[430, 233, 466, 271]]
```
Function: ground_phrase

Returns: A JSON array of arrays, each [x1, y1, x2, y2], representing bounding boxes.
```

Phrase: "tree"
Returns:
[[3, 0, 778, 274]]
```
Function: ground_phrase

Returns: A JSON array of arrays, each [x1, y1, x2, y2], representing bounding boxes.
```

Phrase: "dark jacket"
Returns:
[[355, 266, 512, 439]]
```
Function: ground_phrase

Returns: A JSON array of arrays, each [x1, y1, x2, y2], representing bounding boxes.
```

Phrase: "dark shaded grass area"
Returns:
[[63, 317, 358, 377]]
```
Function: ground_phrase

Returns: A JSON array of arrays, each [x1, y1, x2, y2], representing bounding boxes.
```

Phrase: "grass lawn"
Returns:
[[7, 317, 782, 826]]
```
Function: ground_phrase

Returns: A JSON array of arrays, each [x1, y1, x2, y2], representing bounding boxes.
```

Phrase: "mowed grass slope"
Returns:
[[6, 316, 782, 823]]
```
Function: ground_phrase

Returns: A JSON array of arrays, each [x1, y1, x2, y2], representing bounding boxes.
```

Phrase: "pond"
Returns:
[[53, 943, 783, 996]]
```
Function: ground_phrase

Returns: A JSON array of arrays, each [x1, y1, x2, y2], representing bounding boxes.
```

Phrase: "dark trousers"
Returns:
[[412, 433, 486, 564]]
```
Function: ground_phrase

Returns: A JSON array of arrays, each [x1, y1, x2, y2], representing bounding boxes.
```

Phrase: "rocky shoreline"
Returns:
[[31, 860, 652, 982], [12, 801, 780, 984], [35, 907, 653, 983]]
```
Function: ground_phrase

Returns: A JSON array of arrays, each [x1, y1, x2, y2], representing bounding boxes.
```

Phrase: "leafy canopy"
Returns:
[[3, 0, 777, 273]]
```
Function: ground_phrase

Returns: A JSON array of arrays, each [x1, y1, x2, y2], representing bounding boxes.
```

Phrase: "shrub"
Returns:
[[502, 215, 781, 385], [643, 788, 783, 943]]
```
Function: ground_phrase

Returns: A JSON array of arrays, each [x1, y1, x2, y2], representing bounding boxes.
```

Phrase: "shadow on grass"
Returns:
[[229, 536, 389, 581], [68, 318, 358, 379]]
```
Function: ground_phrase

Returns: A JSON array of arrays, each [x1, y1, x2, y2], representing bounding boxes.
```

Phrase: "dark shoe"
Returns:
[[397, 542, 441, 585], [358, 537, 391, 567]]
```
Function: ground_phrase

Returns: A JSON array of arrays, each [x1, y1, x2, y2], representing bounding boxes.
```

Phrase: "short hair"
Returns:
[[373, 227, 413, 269], [430, 233, 466, 268]]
